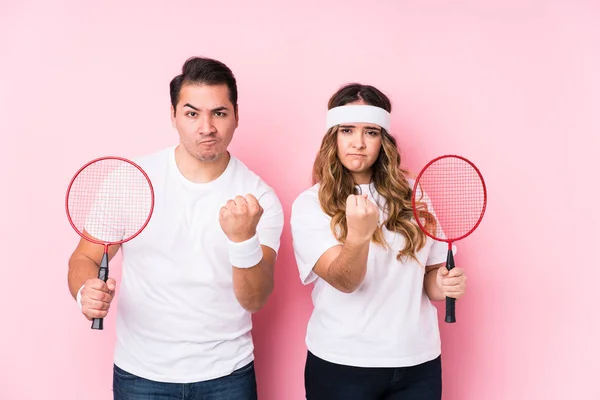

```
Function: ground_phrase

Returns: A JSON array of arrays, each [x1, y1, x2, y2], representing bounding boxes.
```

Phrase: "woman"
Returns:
[[290, 83, 467, 399]]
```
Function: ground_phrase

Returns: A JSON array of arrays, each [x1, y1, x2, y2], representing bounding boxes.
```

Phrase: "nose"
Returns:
[[351, 133, 366, 149], [197, 113, 216, 136]]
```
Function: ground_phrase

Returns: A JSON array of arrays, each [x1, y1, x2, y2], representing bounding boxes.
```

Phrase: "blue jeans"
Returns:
[[305, 352, 442, 400], [113, 361, 257, 400]]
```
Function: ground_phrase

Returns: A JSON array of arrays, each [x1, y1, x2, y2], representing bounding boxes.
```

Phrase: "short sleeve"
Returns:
[[290, 189, 341, 285], [256, 185, 284, 254], [426, 239, 448, 266]]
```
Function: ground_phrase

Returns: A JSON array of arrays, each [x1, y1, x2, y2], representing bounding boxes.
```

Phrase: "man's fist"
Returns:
[[219, 194, 263, 242], [80, 277, 116, 321]]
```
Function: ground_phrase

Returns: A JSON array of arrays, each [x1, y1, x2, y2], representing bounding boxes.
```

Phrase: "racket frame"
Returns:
[[65, 156, 155, 330], [411, 154, 487, 323]]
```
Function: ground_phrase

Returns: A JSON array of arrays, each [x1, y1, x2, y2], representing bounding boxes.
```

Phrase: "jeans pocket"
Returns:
[[113, 364, 139, 381], [230, 361, 254, 377]]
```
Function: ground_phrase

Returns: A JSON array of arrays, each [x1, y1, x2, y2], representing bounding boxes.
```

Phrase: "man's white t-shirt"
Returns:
[[290, 182, 447, 368], [88, 146, 284, 383]]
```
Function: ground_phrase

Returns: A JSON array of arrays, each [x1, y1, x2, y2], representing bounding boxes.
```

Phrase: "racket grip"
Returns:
[[445, 248, 457, 323], [91, 252, 109, 331], [445, 297, 456, 323]]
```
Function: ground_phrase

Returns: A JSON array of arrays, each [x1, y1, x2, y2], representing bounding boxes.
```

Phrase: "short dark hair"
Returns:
[[169, 56, 238, 115]]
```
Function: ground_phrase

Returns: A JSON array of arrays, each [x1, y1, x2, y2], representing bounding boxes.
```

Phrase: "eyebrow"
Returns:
[[211, 106, 230, 112], [183, 103, 199, 111], [339, 124, 381, 131], [183, 103, 230, 112]]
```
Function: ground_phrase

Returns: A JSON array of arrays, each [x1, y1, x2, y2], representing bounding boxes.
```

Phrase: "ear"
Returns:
[[170, 105, 176, 128], [234, 105, 239, 128]]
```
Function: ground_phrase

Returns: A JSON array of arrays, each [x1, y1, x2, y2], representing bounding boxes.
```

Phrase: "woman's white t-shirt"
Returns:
[[290, 182, 447, 368]]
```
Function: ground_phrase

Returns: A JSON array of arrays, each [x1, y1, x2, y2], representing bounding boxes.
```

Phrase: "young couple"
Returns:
[[67, 56, 467, 400]]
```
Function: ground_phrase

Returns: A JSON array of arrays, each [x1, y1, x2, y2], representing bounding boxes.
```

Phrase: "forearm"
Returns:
[[232, 256, 274, 313], [67, 254, 100, 299], [424, 267, 445, 301], [326, 237, 370, 293]]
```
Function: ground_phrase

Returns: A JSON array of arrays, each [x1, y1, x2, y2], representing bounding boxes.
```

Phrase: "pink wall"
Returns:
[[1, 1, 598, 399]]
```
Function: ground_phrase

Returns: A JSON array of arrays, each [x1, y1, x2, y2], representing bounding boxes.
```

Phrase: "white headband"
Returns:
[[326, 105, 391, 132]]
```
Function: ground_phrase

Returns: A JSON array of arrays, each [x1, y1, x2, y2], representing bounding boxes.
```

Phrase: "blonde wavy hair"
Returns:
[[312, 84, 436, 262]]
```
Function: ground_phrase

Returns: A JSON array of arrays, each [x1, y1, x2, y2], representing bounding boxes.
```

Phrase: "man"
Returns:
[[67, 56, 284, 399]]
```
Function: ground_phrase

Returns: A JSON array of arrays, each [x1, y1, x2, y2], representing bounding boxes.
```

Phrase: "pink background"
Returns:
[[1, 1, 599, 399]]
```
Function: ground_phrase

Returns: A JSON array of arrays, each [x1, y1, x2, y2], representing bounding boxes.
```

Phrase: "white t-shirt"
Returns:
[[88, 146, 284, 383], [290, 182, 447, 368]]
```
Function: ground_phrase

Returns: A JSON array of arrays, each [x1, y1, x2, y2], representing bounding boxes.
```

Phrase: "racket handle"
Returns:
[[445, 248, 457, 323], [91, 252, 109, 331], [445, 298, 456, 323]]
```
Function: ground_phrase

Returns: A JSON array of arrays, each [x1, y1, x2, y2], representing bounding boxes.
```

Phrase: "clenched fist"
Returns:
[[436, 266, 467, 299], [219, 194, 263, 243], [80, 277, 116, 321], [346, 194, 379, 243]]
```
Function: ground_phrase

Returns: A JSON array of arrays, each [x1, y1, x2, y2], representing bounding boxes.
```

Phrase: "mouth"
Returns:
[[199, 140, 218, 145], [347, 153, 366, 157]]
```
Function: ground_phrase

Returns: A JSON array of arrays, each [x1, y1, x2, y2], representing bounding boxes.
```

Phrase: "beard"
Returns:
[[196, 151, 220, 162]]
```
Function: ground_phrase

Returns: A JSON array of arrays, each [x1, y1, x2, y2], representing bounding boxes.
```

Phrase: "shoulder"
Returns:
[[291, 183, 322, 215], [229, 156, 262, 183], [229, 156, 281, 204], [131, 146, 172, 171]]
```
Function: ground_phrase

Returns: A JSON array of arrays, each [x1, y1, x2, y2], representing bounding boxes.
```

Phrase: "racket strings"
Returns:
[[67, 159, 153, 243], [416, 157, 486, 240]]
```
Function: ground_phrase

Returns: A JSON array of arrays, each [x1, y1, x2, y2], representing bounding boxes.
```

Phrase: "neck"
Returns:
[[174, 144, 230, 183], [351, 170, 372, 185]]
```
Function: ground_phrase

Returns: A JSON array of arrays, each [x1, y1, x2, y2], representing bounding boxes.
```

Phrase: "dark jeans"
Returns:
[[113, 361, 257, 400], [305, 351, 442, 400]]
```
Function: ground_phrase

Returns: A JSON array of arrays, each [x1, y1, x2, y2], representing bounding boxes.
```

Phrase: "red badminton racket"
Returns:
[[412, 155, 487, 323], [66, 157, 154, 330]]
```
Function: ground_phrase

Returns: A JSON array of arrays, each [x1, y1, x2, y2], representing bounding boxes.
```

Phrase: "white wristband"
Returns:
[[228, 233, 263, 269], [76, 284, 85, 310]]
